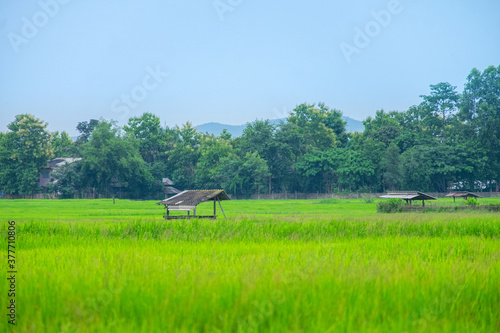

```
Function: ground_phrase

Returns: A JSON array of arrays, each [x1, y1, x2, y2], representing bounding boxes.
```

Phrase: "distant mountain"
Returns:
[[195, 122, 246, 138], [342, 116, 365, 133], [195, 116, 364, 137]]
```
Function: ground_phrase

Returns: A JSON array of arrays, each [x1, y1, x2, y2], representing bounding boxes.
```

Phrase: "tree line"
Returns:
[[0, 65, 499, 198]]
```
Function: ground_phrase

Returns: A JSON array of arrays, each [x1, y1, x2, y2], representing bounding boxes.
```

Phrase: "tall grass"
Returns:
[[1, 198, 499, 332]]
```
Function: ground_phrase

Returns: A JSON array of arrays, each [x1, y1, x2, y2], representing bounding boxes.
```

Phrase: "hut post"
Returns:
[[213, 200, 217, 217], [217, 197, 227, 219]]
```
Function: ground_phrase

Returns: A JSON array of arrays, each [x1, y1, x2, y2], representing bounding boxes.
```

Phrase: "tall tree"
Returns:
[[287, 103, 343, 151], [219, 152, 269, 196], [363, 110, 402, 147], [239, 120, 279, 193], [166, 122, 201, 190], [381, 143, 402, 191], [51, 131, 77, 157], [0, 114, 54, 195], [195, 130, 234, 189], [80, 121, 153, 198], [75, 119, 99, 146], [419, 82, 460, 144], [124, 112, 168, 164]]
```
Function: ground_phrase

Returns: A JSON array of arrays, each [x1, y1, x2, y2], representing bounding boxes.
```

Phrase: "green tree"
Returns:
[[195, 131, 234, 189], [381, 143, 402, 191], [397, 105, 437, 152], [401, 146, 433, 191], [0, 114, 54, 195], [219, 152, 269, 196], [75, 119, 99, 146], [458, 65, 500, 189], [362, 110, 402, 147], [124, 112, 169, 163], [80, 121, 153, 198], [347, 133, 385, 191], [51, 131, 77, 157], [419, 82, 460, 144], [287, 103, 343, 151], [47, 160, 84, 198], [334, 148, 376, 192], [239, 120, 279, 193], [167, 122, 201, 189]]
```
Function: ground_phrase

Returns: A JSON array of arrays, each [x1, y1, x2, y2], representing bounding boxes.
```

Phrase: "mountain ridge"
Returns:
[[195, 116, 364, 137]]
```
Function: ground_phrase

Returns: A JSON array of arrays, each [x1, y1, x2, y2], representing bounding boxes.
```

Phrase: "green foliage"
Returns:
[[80, 120, 154, 198], [219, 151, 269, 196], [287, 103, 345, 150], [381, 143, 402, 191], [466, 197, 479, 206], [124, 112, 169, 163], [46, 160, 84, 198], [50, 131, 77, 157], [0, 114, 54, 195], [195, 132, 234, 189], [75, 119, 99, 146], [377, 198, 404, 213], [166, 122, 201, 190], [0, 66, 499, 198]]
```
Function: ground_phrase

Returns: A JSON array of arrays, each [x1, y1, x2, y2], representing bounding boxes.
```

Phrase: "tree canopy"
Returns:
[[0, 65, 498, 198]]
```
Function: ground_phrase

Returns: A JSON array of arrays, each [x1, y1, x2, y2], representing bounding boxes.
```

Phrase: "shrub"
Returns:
[[466, 197, 479, 206], [377, 198, 404, 213]]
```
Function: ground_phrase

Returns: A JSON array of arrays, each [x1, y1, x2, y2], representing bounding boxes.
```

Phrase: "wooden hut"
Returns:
[[157, 190, 230, 220], [445, 192, 482, 202], [380, 191, 437, 207]]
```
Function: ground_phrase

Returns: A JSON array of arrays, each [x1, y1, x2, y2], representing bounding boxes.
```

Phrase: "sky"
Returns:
[[1, 0, 499, 136]]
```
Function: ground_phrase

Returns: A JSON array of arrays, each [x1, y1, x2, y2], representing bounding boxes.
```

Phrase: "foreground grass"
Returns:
[[1, 199, 500, 332]]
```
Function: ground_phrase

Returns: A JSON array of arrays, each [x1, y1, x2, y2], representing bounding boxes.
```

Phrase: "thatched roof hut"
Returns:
[[380, 191, 437, 207], [157, 190, 230, 219]]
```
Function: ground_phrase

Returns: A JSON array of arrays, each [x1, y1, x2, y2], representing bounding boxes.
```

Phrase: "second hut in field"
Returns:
[[379, 191, 437, 207]]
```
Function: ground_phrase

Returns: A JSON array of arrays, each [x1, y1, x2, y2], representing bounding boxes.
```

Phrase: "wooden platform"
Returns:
[[164, 215, 217, 220]]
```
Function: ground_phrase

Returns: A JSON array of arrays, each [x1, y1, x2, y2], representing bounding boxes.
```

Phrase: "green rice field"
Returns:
[[1, 198, 500, 332]]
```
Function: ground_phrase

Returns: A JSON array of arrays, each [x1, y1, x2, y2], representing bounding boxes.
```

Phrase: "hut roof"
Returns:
[[162, 178, 174, 186], [157, 190, 230, 206], [164, 187, 181, 195], [380, 191, 437, 201], [445, 192, 482, 198]]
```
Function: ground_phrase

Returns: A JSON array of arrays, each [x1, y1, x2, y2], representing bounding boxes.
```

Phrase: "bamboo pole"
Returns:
[[217, 197, 227, 219]]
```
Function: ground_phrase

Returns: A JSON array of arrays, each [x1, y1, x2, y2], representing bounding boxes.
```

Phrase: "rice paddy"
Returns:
[[1, 198, 499, 332]]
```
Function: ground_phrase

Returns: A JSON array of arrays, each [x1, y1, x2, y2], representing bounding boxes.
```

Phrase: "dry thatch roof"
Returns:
[[380, 191, 437, 201], [157, 190, 230, 207], [445, 192, 482, 198]]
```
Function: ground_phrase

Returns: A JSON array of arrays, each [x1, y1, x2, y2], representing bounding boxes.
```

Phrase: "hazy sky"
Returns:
[[1, 0, 499, 136]]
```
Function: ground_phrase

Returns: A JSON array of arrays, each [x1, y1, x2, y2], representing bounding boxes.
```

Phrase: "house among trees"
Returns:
[[162, 178, 181, 198], [380, 191, 437, 207], [39, 158, 82, 188], [157, 190, 230, 219]]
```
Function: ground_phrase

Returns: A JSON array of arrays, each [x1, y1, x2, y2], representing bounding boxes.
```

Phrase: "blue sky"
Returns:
[[1, 0, 499, 136]]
